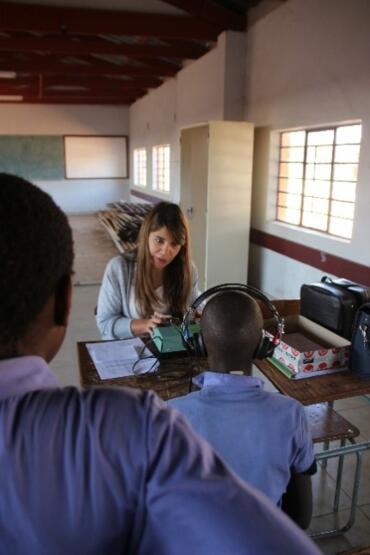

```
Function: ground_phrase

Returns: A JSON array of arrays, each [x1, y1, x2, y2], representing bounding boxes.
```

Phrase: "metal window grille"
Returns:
[[276, 123, 362, 239], [152, 144, 170, 193], [133, 148, 147, 187]]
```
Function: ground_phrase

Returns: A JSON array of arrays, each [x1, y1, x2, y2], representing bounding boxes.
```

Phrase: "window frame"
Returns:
[[133, 147, 147, 188], [152, 144, 170, 193], [276, 122, 361, 240]]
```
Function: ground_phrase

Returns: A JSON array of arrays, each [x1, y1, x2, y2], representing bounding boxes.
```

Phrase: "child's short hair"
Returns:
[[0, 173, 74, 346], [201, 291, 263, 361]]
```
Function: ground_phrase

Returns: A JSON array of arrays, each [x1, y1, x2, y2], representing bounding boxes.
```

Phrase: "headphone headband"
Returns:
[[182, 283, 284, 354]]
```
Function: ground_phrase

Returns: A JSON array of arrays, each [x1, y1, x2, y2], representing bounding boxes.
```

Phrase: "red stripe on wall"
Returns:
[[250, 228, 370, 285]]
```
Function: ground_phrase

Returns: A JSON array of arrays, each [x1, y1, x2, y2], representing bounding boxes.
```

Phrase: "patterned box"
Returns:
[[265, 315, 350, 376]]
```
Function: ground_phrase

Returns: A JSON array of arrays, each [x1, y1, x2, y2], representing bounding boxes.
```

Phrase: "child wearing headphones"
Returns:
[[169, 289, 316, 529]]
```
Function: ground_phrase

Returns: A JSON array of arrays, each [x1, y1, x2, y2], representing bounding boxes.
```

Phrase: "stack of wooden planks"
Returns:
[[97, 201, 153, 253]]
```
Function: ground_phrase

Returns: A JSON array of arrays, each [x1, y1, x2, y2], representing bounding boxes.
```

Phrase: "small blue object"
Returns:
[[152, 324, 201, 353]]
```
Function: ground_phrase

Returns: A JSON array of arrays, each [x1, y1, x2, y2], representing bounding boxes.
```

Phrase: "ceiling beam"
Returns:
[[40, 75, 162, 89], [161, 1, 246, 30], [0, 2, 220, 40], [85, 54, 180, 75], [0, 76, 37, 87], [41, 90, 142, 100], [0, 82, 146, 96], [9, 97, 135, 105], [0, 84, 36, 94], [0, 36, 207, 59], [0, 56, 177, 77], [0, 80, 140, 103]]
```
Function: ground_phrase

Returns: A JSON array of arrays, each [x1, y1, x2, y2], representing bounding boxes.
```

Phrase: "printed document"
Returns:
[[86, 338, 159, 380]]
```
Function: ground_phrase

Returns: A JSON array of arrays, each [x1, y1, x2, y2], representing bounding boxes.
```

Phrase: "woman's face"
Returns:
[[148, 226, 183, 270]]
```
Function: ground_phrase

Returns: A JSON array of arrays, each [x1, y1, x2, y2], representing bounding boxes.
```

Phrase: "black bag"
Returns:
[[300, 276, 370, 340], [349, 303, 370, 378]]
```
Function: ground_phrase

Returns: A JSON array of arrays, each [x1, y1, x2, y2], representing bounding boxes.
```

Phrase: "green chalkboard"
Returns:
[[0, 136, 65, 180]]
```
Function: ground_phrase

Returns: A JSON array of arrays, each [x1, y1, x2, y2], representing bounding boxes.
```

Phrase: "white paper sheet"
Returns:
[[86, 338, 159, 380]]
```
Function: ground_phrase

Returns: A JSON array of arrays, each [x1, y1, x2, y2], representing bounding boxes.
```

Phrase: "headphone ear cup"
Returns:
[[254, 332, 275, 359], [193, 332, 207, 357]]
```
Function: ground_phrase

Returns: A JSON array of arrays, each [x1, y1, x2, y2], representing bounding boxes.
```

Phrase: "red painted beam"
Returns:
[[12, 97, 135, 105], [162, 0, 246, 31], [0, 83, 37, 93], [41, 75, 162, 89], [0, 79, 141, 100], [0, 91, 139, 103], [0, 76, 37, 87], [55, 53, 181, 76], [3, 52, 179, 76], [43, 87, 146, 97], [0, 3, 219, 40], [0, 57, 176, 77], [124, 56, 180, 74], [0, 35, 207, 59]]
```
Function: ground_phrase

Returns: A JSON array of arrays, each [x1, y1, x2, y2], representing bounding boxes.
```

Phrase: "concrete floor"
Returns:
[[69, 213, 117, 286], [51, 214, 370, 555]]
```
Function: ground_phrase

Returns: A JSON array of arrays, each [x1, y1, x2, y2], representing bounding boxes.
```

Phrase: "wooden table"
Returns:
[[254, 358, 370, 405], [79, 296, 370, 404], [77, 341, 207, 401], [255, 298, 370, 406]]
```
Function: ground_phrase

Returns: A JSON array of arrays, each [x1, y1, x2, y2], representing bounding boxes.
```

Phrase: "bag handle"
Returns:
[[321, 275, 359, 289]]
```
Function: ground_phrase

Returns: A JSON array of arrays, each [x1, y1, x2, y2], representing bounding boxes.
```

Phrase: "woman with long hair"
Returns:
[[96, 202, 200, 339]]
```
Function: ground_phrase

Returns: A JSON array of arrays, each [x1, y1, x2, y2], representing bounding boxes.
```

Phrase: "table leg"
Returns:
[[322, 400, 334, 469]]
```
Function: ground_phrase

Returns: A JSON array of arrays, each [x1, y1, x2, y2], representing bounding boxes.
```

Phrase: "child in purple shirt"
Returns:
[[170, 290, 316, 528]]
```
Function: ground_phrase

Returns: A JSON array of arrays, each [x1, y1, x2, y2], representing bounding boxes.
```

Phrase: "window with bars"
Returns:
[[276, 123, 362, 239], [152, 144, 170, 193], [133, 148, 147, 187]]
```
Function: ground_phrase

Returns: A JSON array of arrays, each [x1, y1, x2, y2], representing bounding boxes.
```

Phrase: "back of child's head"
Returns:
[[201, 291, 263, 363], [0, 173, 74, 349]]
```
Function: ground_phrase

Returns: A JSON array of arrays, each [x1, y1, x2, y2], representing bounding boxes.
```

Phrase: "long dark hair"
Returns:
[[135, 202, 192, 318]]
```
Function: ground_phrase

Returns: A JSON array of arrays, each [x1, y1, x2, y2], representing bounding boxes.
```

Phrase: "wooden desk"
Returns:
[[255, 298, 370, 405], [77, 341, 207, 401], [255, 358, 370, 405], [79, 299, 370, 405]]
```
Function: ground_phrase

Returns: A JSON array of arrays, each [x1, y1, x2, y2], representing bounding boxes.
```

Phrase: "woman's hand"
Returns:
[[130, 312, 169, 336]]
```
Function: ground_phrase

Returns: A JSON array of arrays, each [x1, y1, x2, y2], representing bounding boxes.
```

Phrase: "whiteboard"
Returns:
[[64, 135, 128, 179]]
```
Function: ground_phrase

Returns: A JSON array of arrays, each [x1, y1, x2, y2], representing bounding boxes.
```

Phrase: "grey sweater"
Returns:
[[96, 254, 201, 340]]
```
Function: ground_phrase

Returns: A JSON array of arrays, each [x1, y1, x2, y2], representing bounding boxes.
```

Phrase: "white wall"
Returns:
[[129, 31, 246, 203], [0, 104, 130, 213], [246, 0, 370, 296], [130, 79, 179, 200]]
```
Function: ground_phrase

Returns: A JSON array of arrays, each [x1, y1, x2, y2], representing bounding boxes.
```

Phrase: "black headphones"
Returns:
[[181, 283, 284, 359]]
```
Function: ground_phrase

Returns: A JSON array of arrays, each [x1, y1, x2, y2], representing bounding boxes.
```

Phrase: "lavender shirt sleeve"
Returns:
[[291, 404, 316, 474]]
